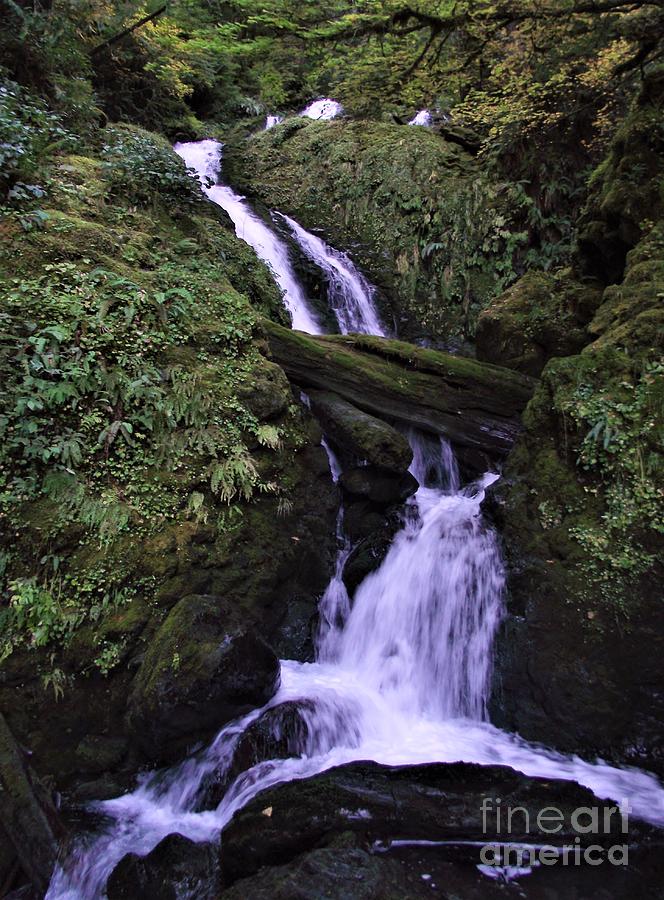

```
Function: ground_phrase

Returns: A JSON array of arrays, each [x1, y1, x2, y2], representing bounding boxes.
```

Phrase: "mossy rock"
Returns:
[[126, 594, 281, 763], [308, 390, 412, 473], [225, 118, 514, 339], [476, 271, 596, 376], [576, 69, 664, 283]]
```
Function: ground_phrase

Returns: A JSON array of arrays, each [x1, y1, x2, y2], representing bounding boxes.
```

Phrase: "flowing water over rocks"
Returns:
[[46, 138, 664, 899], [47, 431, 664, 898], [175, 140, 383, 336]]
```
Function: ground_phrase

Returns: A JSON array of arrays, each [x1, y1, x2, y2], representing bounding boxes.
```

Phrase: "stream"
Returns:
[[46, 137, 664, 899]]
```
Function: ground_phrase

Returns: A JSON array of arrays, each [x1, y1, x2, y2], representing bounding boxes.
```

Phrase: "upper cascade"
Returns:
[[174, 139, 322, 334], [276, 212, 386, 336], [265, 114, 283, 129], [300, 99, 344, 120], [408, 109, 433, 126]]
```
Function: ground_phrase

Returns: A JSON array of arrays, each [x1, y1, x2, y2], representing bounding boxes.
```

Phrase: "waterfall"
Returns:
[[409, 109, 433, 126], [265, 114, 283, 129], [47, 433, 664, 899], [336, 437, 503, 721], [174, 140, 322, 334], [276, 213, 386, 336], [174, 140, 383, 338], [299, 99, 343, 120]]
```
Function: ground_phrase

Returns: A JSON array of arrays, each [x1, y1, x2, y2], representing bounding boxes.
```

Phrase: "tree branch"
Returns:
[[90, 3, 168, 57]]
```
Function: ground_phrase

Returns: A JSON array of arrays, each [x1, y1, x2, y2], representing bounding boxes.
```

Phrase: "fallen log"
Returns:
[[263, 321, 536, 465]]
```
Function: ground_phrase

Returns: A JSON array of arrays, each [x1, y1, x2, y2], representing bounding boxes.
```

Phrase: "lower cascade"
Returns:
[[48, 433, 664, 898]]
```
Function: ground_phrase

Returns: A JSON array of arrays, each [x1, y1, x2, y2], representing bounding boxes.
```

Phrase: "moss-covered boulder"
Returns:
[[126, 595, 280, 762], [307, 391, 412, 474], [476, 271, 598, 376]]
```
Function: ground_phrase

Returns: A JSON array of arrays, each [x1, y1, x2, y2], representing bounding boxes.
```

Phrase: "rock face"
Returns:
[[576, 68, 664, 284], [225, 118, 488, 338], [476, 271, 598, 377], [265, 320, 536, 471], [107, 834, 219, 900], [126, 595, 281, 762], [307, 391, 412, 473], [0, 713, 66, 895], [490, 72, 664, 770], [219, 761, 663, 895]]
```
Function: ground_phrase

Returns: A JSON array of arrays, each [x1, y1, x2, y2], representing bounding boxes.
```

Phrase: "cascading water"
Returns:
[[265, 114, 283, 129], [48, 432, 664, 899], [276, 212, 387, 336], [300, 98, 343, 120], [173, 140, 322, 334], [175, 140, 384, 338], [409, 109, 433, 126]]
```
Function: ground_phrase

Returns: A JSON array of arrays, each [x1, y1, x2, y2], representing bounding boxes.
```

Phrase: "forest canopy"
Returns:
[[3, 0, 663, 140]]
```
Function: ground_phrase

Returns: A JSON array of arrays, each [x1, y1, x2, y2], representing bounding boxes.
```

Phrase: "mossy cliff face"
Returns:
[[576, 69, 664, 284], [0, 125, 337, 789], [226, 118, 517, 340], [488, 76, 664, 769]]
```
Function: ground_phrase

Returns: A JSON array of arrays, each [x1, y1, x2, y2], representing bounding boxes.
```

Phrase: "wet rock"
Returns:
[[198, 701, 314, 811], [126, 595, 281, 763], [0, 713, 66, 896], [307, 391, 412, 474], [107, 833, 219, 899], [342, 512, 402, 597], [220, 761, 662, 889], [219, 847, 420, 899], [339, 467, 418, 505]]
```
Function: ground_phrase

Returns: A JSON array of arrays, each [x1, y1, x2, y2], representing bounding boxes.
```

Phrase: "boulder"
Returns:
[[198, 701, 314, 811], [338, 467, 417, 505], [219, 760, 662, 888], [264, 320, 536, 469], [307, 391, 412, 474], [476, 271, 595, 377], [342, 511, 403, 597], [126, 595, 281, 763], [107, 833, 219, 899]]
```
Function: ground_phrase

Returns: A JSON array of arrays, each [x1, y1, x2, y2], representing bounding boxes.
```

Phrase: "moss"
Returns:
[[476, 271, 598, 376], [0, 125, 314, 668], [576, 69, 664, 283]]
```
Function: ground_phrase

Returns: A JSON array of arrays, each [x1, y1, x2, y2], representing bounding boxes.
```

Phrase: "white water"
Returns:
[[174, 140, 322, 333], [265, 114, 283, 129], [300, 98, 343, 120], [276, 212, 386, 335], [409, 109, 433, 126], [48, 432, 664, 898]]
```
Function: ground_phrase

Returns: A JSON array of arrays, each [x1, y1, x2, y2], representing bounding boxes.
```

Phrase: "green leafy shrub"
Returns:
[[0, 78, 75, 194], [100, 124, 204, 207], [557, 356, 663, 609]]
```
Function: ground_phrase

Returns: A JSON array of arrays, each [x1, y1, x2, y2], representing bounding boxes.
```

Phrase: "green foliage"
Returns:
[[0, 142, 294, 661], [100, 124, 204, 206], [558, 358, 663, 610], [0, 77, 75, 199]]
